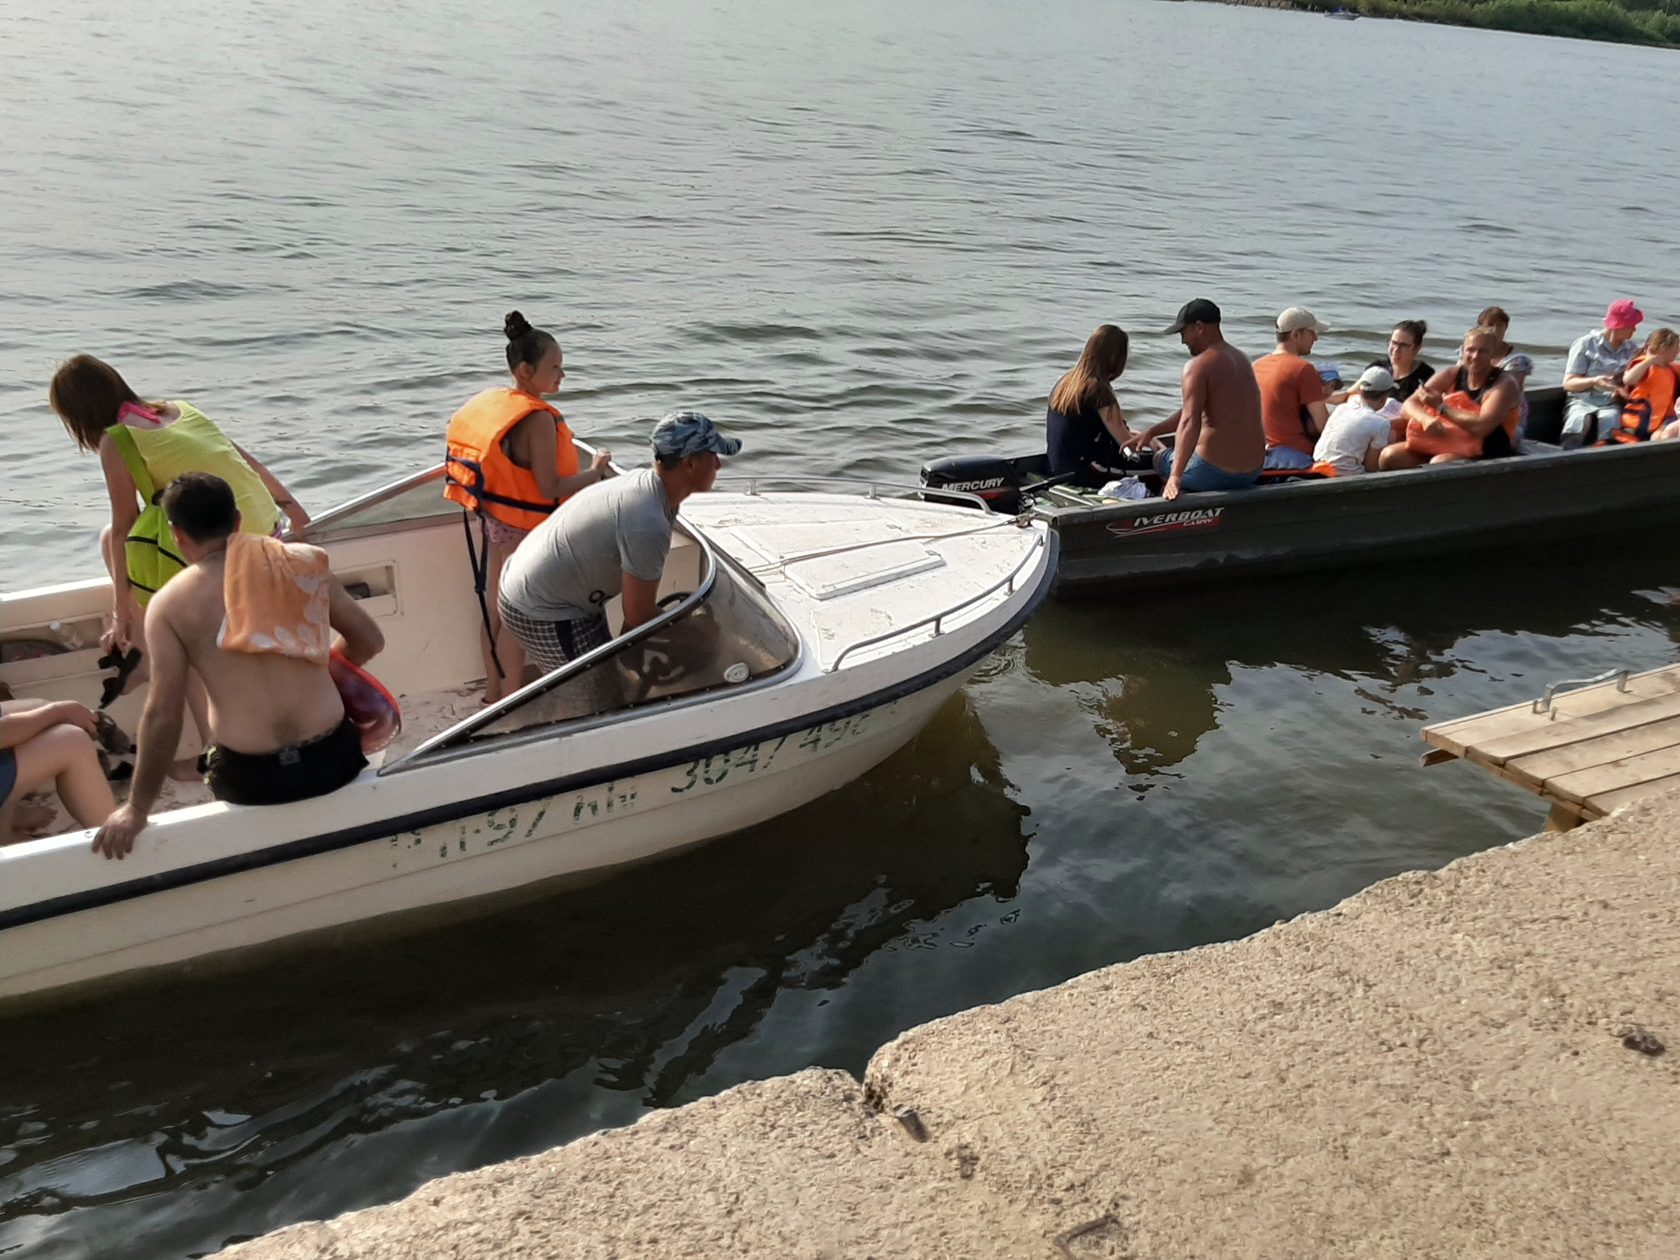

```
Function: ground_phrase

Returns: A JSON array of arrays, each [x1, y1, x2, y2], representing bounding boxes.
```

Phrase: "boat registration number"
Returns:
[[671, 711, 875, 794]]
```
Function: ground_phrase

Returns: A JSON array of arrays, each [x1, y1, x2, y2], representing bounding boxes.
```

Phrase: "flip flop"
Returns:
[[96, 646, 144, 710]]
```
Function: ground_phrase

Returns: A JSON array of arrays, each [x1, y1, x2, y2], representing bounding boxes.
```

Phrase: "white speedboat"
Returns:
[[0, 462, 1056, 1008]]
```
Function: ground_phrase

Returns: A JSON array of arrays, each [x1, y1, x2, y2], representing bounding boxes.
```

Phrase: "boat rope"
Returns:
[[732, 512, 1034, 576]]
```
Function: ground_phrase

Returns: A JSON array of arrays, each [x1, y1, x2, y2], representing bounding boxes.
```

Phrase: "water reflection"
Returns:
[[1023, 542, 1680, 778], [0, 694, 1027, 1258]]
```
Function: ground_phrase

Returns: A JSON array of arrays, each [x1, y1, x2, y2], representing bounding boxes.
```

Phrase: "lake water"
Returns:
[[4, 0, 1680, 1254]]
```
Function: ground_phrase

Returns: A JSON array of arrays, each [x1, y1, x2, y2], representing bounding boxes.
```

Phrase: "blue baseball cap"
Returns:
[[651, 410, 743, 459]]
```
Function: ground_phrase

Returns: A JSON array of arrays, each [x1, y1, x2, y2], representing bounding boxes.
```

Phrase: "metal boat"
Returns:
[[0, 463, 1056, 1007], [920, 387, 1680, 594]]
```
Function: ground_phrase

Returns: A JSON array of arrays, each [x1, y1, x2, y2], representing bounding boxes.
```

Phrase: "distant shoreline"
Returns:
[[1204, 0, 1680, 50]]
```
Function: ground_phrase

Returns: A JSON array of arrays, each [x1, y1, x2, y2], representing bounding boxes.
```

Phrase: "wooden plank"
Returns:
[[1424, 667, 1676, 742], [1419, 748, 1459, 767], [1500, 715, 1680, 791], [1583, 770, 1680, 819], [1547, 743, 1680, 804], [1426, 668, 1680, 754], [1473, 690, 1680, 765], [1421, 666, 1680, 756]]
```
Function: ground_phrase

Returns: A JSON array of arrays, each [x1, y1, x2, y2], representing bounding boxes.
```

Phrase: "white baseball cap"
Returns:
[[1355, 365, 1395, 394], [1277, 307, 1329, 335]]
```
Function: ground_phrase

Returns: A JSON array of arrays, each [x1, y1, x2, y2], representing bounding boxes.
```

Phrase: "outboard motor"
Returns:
[[920, 454, 1032, 514]]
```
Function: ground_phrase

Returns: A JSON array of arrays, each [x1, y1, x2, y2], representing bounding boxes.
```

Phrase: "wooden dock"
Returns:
[[1421, 664, 1680, 830]]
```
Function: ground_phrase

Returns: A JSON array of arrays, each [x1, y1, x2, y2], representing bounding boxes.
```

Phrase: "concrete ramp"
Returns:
[[224, 793, 1680, 1259]]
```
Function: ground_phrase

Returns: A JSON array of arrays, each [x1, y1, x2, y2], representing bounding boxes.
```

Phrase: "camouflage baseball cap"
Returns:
[[650, 410, 743, 459]]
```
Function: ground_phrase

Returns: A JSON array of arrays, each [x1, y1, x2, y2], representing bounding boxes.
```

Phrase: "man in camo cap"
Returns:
[[498, 411, 742, 680]]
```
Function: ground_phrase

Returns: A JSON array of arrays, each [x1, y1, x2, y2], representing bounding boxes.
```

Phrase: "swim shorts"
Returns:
[[497, 600, 613, 673], [204, 717, 367, 807], [1154, 447, 1262, 493], [496, 598, 622, 716], [0, 747, 16, 810]]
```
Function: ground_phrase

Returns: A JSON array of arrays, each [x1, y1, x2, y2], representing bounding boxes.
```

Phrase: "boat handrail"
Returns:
[[300, 440, 611, 539], [1532, 668, 1630, 718], [379, 517, 720, 772], [826, 524, 1045, 673], [722, 474, 992, 513]]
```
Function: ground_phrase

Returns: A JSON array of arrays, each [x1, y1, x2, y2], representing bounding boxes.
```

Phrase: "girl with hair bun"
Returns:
[[443, 311, 612, 703]]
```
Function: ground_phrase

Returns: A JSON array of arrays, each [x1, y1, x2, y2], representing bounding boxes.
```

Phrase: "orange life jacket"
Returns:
[[443, 388, 580, 530], [1601, 355, 1678, 446], [1405, 370, 1520, 460]]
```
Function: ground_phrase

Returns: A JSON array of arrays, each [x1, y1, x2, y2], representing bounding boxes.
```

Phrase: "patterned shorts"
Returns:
[[496, 599, 621, 717], [482, 516, 530, 551]]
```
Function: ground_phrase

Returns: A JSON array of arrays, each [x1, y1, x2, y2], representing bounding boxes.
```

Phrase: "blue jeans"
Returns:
[[1262, 445, 1313, 470], [1154, 446, 1262, 492]]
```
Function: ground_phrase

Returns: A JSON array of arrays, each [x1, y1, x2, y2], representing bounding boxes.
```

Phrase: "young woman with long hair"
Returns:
[[1045, 324, 1130, 487]]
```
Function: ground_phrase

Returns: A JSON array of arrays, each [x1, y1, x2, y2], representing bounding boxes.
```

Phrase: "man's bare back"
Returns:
[[94, 473, 387, 859], [151, 558, 349, 755], [1181, 338, 1265, 473]]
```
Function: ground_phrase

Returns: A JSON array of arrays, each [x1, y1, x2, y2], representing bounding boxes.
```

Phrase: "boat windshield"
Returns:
[[386, 527, 800, 767], [303, 466, 457, 544]]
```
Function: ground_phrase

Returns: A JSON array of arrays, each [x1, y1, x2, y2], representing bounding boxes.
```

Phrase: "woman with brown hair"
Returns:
[[1378, 319, 1434, 402], [1474, 306, 1534, 442], [50, 355, 309, 655], [1045, 324, 1131, 487]]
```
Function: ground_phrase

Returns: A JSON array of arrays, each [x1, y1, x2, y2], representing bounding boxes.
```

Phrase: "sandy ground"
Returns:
[[220, 791, 1680, 1259]]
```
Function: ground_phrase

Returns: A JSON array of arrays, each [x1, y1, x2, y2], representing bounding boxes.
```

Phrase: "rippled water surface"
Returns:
[[4, 0, 1680, 1254]]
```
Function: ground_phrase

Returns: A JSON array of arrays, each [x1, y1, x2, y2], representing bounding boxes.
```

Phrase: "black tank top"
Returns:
[[1455, 364, 1504, 401], [1454, 366, 1513, 458]]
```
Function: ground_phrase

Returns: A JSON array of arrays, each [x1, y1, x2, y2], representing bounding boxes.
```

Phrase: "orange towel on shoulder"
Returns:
[[218, 533, 333, 663]]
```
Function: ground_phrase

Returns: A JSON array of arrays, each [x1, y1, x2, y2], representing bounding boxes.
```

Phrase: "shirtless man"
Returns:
[[1122, 299, 1265, 499], [95, 473, 384, 858]]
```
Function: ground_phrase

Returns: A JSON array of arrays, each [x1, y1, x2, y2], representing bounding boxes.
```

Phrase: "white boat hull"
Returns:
[[2, 679, 961, 1002], [1, 474, 1056, 1008]]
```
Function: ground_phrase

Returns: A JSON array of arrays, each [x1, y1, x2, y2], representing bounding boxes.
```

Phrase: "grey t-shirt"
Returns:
[[501, 468, 676, 623]]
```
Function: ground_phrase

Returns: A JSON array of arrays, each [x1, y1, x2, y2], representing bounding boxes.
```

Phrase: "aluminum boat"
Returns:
[[920, 387, 1679, 594]]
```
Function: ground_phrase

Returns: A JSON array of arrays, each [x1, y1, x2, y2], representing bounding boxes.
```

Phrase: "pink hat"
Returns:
[[1605, 299, 1645, 330]]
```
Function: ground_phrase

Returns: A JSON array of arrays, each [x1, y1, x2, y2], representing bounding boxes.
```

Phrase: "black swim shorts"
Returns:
[[204, 717, 367, 807], [0, 747, 16, 810]]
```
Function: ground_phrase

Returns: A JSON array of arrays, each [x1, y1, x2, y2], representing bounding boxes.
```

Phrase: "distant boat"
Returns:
[[1325, 7, 1360, 17], [917, 387, 1680, 595]]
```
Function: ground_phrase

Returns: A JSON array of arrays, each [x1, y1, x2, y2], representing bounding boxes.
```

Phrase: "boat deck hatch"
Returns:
[[785, 541, 946, 600]]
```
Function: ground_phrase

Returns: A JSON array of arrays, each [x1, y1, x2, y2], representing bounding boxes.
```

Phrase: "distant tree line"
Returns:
[[1298, 0, 1680, 47]]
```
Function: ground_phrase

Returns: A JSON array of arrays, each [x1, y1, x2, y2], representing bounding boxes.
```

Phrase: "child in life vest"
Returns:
[[1606, 328, 1680, 445]]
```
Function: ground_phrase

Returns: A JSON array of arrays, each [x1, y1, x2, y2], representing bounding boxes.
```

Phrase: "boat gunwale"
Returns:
[[1009, 437, 1680, 526]]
